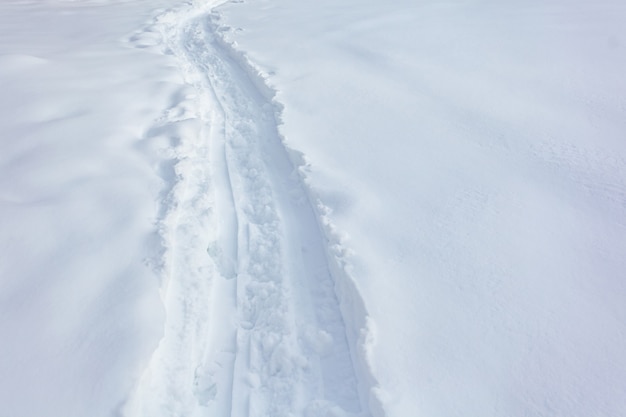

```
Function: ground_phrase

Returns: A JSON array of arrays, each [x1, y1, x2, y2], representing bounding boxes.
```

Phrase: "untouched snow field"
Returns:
[[1, 0, 626, 417], [0, 1, 176, 416]]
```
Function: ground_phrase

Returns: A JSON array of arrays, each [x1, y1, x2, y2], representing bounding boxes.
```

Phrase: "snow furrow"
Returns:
[[188, 13, 367, 417], [125, 2, 371, 416]]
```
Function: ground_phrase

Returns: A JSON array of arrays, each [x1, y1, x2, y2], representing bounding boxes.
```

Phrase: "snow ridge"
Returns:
[[124, 2, 376, 416]]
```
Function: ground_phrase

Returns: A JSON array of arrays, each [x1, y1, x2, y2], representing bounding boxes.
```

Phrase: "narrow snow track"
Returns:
[[125, 3, 370, 417]]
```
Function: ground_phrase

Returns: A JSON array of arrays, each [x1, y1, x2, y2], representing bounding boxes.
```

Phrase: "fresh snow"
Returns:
[[123, 4, 363, 416], [1, 1, 625, 417]]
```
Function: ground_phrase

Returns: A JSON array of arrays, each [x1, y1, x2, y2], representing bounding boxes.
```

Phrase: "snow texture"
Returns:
[[1, 0, 626, 417]]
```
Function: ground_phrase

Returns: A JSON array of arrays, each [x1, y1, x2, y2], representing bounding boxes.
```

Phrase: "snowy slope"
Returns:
[[2, 0, 626, 417], [0, 1, 178, 416], [214, 0, 626, 416]]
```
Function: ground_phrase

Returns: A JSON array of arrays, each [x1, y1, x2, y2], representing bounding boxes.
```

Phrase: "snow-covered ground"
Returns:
[[1, 0, 626, 417], [0, 1, 176, 416]]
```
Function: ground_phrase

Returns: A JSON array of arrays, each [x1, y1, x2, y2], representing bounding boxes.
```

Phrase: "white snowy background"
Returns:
[[1, 0, 625, 416]]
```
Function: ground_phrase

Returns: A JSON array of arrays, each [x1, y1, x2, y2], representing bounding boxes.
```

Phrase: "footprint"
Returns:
[[207, 240, 237, 279], [193, 366, 218, 406], [128, 29, 162, 49]]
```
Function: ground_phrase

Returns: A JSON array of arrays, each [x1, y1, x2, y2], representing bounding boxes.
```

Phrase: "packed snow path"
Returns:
[[125, 3, 369, 417]]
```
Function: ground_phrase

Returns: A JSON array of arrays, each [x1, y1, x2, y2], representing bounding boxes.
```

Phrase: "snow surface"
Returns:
[[0, 1, 176, 416], [1, 0, 626, 416]]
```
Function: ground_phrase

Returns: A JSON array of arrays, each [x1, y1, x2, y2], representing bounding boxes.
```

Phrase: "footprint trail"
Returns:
[[124, 3, 371, 417]]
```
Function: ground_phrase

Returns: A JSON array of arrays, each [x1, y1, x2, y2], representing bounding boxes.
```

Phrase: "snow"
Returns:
[[213, 1, 626, 416], [0, 1, 177, 416], [215, 0, 626, 415], [1, 0, 626, 416]]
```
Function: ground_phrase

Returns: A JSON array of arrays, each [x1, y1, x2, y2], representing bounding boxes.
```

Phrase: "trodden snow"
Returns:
[[1, 0, 625, 417]]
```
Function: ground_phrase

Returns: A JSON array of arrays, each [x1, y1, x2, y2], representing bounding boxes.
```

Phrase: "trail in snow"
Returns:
[[124, 2, 370, 417]]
